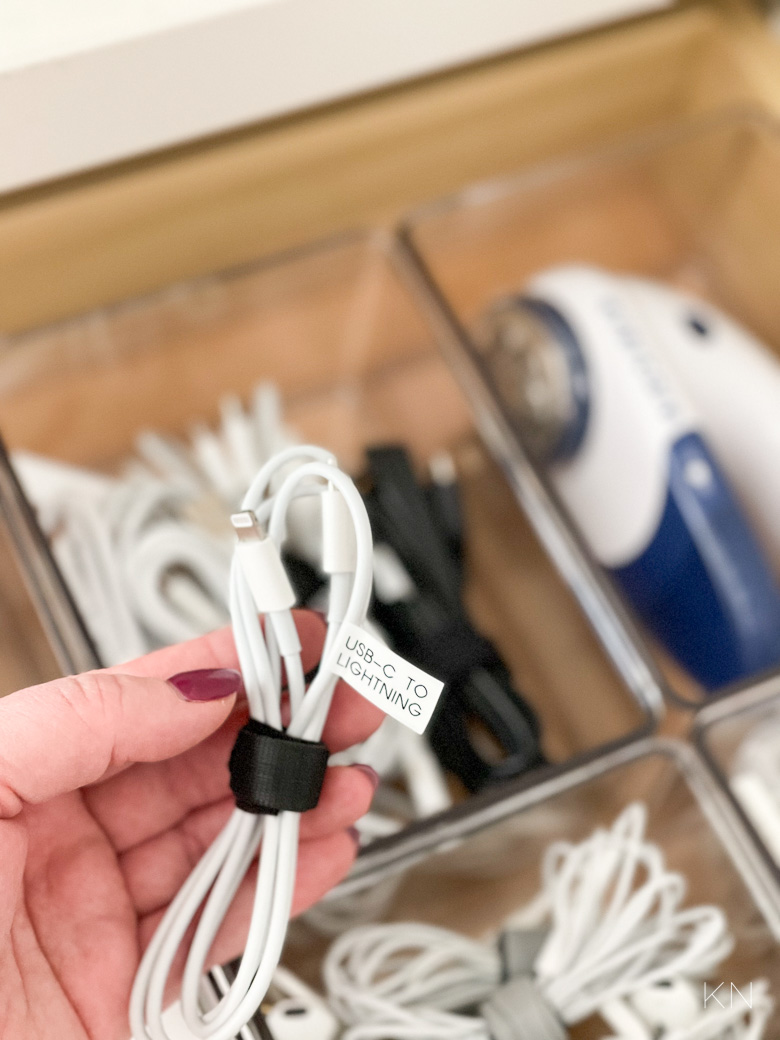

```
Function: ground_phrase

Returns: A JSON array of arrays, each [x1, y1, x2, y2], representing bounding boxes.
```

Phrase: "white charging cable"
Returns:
[[527, 803, 732, 1021], [130, 445, 374, 1040], [331, 717, 452, 837], [325, 922, 499, 1040], [323, 804, 767, 1040], [16, 382, 301, 666]]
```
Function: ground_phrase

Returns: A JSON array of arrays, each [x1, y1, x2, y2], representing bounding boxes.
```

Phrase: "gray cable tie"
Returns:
[[480, 976, 567, 1040], [498, 928, 549, 981]]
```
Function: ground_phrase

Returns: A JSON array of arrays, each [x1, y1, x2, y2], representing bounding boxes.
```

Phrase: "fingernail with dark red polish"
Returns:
[[347, 826, 362, 850], [351, 763, 381, 792], [168, 668, 243, 702]]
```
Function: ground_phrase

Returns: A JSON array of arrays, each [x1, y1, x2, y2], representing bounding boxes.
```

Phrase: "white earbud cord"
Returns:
[[323, 805, 770, 1040], [130, 446, 374, 1040]]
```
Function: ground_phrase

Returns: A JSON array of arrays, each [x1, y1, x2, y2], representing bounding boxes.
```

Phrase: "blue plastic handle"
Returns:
[[612, 433, 780, 691]]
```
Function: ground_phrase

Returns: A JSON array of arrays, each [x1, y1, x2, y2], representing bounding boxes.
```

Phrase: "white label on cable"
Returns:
[[330, 621, 445, 735]]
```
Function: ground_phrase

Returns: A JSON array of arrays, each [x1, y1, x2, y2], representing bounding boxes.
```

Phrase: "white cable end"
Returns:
[[322, 487, 357, 574], [232, 510, 296, 613]]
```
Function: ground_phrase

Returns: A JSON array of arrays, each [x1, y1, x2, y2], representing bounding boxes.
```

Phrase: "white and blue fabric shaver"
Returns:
[[478, 265, 780, 692]]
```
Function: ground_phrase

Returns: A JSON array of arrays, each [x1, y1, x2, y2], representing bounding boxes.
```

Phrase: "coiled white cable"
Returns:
[[17, 382, 301, 666], [323, 804, 767, 1040], [531, 803, 732, 1021], [130, 445, 375, 1040], [324, 922, 498, 1040]]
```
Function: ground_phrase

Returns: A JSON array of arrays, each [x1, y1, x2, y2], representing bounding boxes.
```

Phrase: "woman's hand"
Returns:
[[0, 611, 382, 1040]]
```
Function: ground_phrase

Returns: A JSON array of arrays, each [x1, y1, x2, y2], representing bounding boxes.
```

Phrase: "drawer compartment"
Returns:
[[0, 232, 654, 804], [291, 739, 780, 1038], [400, 110, 780, 710]]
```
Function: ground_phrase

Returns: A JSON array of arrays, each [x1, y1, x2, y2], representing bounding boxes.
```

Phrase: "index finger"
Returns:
[[107, 610, 384, 752]]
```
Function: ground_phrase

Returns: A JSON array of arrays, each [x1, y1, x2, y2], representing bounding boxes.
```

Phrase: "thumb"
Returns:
[[0, 668, 240, 817]]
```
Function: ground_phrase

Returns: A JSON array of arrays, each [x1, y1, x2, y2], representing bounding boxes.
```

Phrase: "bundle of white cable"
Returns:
[[325, 922, 499, 1040], [529, 803, 732, 1020], [324, 804, 770, 1040], [130, 445, 374, 1040], [20, 391, 449, 854], [16, 383, 300, 665]]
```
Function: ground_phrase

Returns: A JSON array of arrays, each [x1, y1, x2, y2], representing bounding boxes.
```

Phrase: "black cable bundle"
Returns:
[[364, 446, 544, 792]]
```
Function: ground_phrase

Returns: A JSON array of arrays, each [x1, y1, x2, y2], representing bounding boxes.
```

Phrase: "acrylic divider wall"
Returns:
[[398, 109, 780, 712], [696, 676, 780, 883], [0, 440, 69, 693]]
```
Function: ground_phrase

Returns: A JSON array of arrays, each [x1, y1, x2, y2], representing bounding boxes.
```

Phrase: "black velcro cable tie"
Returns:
[[229, 719, 329, 815]]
